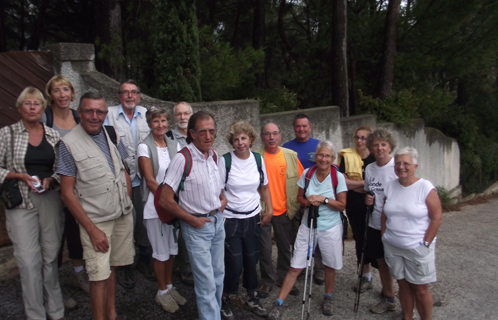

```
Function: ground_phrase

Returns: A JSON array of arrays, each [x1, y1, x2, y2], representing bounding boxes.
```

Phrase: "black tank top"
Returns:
[[25, 133, 55, 180]]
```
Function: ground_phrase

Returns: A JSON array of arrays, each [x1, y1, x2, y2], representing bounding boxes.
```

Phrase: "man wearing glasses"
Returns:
[[59, 91, 134, 320], [159, 111, 227, 320], [256, 123, 304, 299], [282, 114, 326, 285], [105, 80, 153, 289]]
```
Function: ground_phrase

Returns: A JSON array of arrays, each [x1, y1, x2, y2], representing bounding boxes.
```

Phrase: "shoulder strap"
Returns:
[[178, 147, 193, 191], [71, 109, 81, 124], [104, 125, 117, 145], [303, 165, 318, 197], [222, 152, 232, 190], [252, 151, 264, 187], [330, 165, 339, 199], [166, 130, 174, 139], [211, 149, 218, 164], [44, 108, 54, 127]]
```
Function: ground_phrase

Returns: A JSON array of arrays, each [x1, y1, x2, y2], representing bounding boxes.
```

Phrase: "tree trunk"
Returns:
[[253, 0, 266, 88], [331, 0, 349, 117], [26, 0, 49, 50], [377, 0, 401, 99]]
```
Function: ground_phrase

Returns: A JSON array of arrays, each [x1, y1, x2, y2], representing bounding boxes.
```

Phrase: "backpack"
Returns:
[[154, 146, 218, 225], [303, 164, 349, 242], [222, 151, 264, 191]]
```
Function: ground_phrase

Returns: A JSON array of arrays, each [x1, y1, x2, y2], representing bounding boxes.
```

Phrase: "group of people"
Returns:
[[0, 77, 442, 320]]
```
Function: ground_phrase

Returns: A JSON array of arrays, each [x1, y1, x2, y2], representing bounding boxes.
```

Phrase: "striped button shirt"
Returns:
[[164, 143, 222, 214], [0, 121, 60, 209]]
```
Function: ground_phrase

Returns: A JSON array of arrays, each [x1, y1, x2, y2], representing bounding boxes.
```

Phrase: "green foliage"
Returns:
[[436, 186, 451, 210], [256, 86, 298, 114]]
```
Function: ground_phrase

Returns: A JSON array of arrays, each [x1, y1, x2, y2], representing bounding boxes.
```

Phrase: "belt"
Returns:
[[191, 210, 217, 218]]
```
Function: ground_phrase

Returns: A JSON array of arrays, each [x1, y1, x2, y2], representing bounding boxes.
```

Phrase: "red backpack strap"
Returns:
[[178, 147, 192, 191], [303, 165, 318, 197], [330, 165, 339, 199], [211, 148, 218, 164]]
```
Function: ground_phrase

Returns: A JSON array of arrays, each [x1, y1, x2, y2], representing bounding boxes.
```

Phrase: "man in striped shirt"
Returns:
[[158, 111, 227, 320]]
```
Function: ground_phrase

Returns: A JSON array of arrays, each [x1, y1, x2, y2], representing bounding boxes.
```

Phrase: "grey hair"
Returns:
[[78, 91, 108, 110], [260, 122, 281, 135], [395, 147, 418, 164], [174, 101, 193, 114], [316, 140, 335, 157]]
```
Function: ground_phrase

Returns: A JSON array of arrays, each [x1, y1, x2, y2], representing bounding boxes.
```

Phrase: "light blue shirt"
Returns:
[[104, 104, 145, 187], [297, 168, 348, 231]]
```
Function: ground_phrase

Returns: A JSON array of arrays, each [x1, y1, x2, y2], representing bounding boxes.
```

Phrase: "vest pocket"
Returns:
[[76, 183, 116, 217], [73, 151, 107, 182]]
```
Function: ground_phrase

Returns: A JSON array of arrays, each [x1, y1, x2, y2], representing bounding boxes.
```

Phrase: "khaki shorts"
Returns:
[[383, 237, 436, 285], [79, 213, 135, 281]]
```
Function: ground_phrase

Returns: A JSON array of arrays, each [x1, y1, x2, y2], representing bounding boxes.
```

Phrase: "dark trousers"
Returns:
[[223, 214, 261, 295], [58, 207, 83, 267], [347, 202, 372, 265], [132, 186, 150, 249], [259, 213, 292, 286]]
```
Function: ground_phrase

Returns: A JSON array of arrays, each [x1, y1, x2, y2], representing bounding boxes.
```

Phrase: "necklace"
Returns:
[[154, 139, 166, 148]]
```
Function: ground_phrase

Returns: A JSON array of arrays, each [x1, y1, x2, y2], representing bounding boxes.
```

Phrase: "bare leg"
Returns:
[[154, 259, 167, 290], [323, 265, 336, 295], [412, 283, 432, 320], [276, 267, 303, 301], [398, 279, 414, 320], [377, 258, 394, 297], [164, 256, 175, 286], [89, 279, 107, 320], [362, 263, 371, 274], [106, 267, 117, 320], [71, 259, 84, 268]]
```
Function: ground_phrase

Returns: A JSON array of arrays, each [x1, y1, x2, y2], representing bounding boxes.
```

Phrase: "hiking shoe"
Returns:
[[370, 298, 396, 314], [136, 259, 156, 282], [155, 291, 179, 313], [268, 301, 284, 320], [257, 284, 273, 299], [314, 269, 325, 285], [276, 281, 299, 296], [321, 295, 333, 316], [117, 265, 135, 290], [392, 311, 417, 320], [61, 287, 77, 310], [71, 269, 90, 293], [181, 271, 194, 286], [353, 277, 373, 293], [221, 296, 234, 320], [245, 292, 269, 317], [169, 287, 186, 306]]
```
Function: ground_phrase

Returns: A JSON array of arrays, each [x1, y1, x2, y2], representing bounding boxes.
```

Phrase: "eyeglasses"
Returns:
[[316, 154, 334, 160], [354, 135, 367, 141], [119, 90, 140, 96], [195, 128, 217, 136], [22, 101, 42, 107], [175, 112, 192, 117], [81, 109, 107, 116], [395, 162, 415, 168], [263, 131, 280, 137]]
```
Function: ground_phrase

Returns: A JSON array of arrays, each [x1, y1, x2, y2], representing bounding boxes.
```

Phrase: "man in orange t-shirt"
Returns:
[[256, 123, 304, 299]]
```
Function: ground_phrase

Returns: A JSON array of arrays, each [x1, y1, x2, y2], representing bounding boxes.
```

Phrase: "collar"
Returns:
[[189, 143, 215, 161], [116, 104, 144, 119]]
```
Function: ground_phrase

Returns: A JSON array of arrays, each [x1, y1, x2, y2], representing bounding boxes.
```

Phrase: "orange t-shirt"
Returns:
[[264, 149, 304, 216]]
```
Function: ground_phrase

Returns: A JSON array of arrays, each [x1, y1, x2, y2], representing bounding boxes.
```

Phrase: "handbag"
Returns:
[[0, 126, 22, 209]]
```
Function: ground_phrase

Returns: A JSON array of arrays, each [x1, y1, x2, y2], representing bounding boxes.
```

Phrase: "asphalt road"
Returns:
[[0, 198, 497, 320]]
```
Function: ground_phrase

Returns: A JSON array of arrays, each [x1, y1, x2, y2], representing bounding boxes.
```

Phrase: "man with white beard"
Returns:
[[166, 101, 194, 285], [167, 102, 193, 148]]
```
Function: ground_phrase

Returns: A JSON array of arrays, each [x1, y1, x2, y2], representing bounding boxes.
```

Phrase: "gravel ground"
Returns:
[[0, 198, 496, 320]]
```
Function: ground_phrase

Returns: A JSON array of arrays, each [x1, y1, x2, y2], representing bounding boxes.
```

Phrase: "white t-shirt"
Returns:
[[382, 178, 435, 249], [364, 157, 397, 230], [218, 152, 269, 219], [137, 143, 179, 220], [297, 168, 348, 231]]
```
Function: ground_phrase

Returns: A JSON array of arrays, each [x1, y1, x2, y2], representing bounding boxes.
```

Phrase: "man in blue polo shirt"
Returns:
[[282, 113, 325, 285]]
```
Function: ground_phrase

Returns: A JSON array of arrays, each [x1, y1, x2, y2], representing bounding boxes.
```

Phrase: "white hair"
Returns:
[[395, 147, 418, 164], [316, 140, 335, 157]]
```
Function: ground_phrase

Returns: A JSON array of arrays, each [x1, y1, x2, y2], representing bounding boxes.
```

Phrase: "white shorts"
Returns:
[[383, 238, 436, 285], [291, 223, 343, 270], [144, 218, 178, 262]]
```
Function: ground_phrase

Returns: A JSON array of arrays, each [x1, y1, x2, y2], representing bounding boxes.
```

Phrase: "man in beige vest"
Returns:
[[58, 91, 134, 320]]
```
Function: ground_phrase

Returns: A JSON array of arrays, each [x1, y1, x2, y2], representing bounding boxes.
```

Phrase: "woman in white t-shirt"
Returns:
[[137, 108, 185, 313], [218, 120, 273, 319], [382, 147, 443, 320], [364, 127, 398, 314]]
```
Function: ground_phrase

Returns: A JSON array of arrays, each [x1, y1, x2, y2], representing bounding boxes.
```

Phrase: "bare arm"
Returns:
[[219, 190, 227, 213], [125, 170, 132, 197], [138, 156, 159, 194], [303, 190, 347, 212], [424, 189, 443, 244], [6, 172, 37, 192], [344, 176, 365, 191], [297, 187, 311, 207], [259, 184, 273, 225], [60, 175, 109, 253], [157, 183, 212, 229]]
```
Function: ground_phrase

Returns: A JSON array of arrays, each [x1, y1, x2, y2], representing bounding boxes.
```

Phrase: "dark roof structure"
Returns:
[[0, 51, 55, 128]]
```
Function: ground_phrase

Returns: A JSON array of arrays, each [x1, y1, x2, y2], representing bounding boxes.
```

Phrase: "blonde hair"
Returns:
[[45, 75, 76, 106], [16, 87, 47, 110], [227, 120, 258, 147]]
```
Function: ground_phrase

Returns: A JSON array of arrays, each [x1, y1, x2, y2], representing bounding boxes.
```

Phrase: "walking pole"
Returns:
[[301, 207, 314, 320], [301, 205, 319, 320], [306, 220, 317, 319], [354, 191, 375, 313]]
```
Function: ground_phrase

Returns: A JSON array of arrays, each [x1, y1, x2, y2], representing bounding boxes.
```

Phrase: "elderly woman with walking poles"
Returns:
[[382, 147, 443, 320], [218, 120, 273, 320], [268, 141, 347, 320]]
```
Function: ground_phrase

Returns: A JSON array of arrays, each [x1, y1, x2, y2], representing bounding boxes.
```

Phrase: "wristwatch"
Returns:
[[324, 198, 329, 204], [423, 241, 430, 248]]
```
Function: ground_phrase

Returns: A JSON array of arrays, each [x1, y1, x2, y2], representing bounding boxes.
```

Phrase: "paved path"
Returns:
[[0, 198, 496, 319]]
